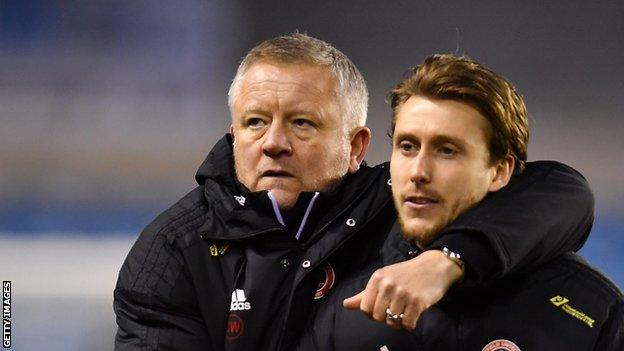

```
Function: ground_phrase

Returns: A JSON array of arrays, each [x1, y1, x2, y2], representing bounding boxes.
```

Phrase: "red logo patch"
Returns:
[[314, 263, 335, 299], [226, 313, 244, 340], [482, 339, 521, 351]]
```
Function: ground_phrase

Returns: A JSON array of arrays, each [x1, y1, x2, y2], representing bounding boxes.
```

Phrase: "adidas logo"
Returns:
[[230, 289, 251, 311]]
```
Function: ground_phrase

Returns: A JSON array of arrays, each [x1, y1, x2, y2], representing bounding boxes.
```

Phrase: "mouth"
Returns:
[[403, 195, 439, 209], [261, 170, 294, 178]]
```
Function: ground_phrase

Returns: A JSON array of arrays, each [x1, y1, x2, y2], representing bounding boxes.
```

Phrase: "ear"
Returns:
[[229, 124, 236, 142], [488, 156, 515, 192], [348, 127, 371, 174]]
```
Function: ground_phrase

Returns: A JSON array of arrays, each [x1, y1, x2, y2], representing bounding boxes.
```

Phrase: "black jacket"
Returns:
[[114, 134, 594, 350], [295, 234, 623, 350]]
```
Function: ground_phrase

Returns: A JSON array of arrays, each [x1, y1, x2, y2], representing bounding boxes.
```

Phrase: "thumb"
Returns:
[[343, 291, 364, 310]]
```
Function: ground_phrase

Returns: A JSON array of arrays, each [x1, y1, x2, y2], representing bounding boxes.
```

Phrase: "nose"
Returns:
[[410, 152, 431, 184], [262, 122, 292, 157]]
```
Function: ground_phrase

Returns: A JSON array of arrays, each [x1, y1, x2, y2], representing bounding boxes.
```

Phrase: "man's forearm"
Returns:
[[430, 160, 594, 285]]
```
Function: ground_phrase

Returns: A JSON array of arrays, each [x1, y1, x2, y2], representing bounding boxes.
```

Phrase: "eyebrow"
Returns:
[[288, 108, 322, 119], [241, 107, 323, 120], [394, 132, 468, 149], [430, 135, 467, 148], [241, 108, 270, 116]]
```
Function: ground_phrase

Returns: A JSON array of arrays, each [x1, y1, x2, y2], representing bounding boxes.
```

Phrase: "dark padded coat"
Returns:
[[114, 134, 594, 351], [295, 234, 623, 350]]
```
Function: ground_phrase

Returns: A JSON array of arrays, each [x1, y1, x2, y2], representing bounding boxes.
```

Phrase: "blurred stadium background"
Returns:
[[1, 1, 622, 349]]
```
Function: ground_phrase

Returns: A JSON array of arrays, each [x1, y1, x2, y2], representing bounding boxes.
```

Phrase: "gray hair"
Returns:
[[227, 33, 368, 131]]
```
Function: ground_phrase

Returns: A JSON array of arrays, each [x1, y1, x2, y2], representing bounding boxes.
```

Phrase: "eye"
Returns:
[[398, 140, 416, 153], [439, 145, 458, 157], [246, 117, 266, 129], [293, 118, 313, 128]]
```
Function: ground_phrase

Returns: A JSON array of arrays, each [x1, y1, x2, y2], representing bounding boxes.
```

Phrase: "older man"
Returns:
[[299, 54, 622, 350], [114, 35, 594, 350]]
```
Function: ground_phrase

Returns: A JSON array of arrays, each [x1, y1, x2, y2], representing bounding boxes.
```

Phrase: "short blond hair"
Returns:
[[228, 33, 368, 131]]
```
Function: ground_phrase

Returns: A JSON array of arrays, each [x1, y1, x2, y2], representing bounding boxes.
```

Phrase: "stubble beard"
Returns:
[[397, 210, 449, 249], [312, 138, 351, 193], [396, 196, 478, 248]]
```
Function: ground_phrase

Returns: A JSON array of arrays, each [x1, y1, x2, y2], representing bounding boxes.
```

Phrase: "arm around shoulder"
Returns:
[[429, 160, 595, 285]]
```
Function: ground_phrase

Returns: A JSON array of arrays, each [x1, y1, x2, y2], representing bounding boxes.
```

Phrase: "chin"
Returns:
[[268, 189, 298, 211], [398, 216, 442, 247]]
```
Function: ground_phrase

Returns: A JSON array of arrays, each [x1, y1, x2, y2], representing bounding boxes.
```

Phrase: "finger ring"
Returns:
[[385, 307, 405, 321]]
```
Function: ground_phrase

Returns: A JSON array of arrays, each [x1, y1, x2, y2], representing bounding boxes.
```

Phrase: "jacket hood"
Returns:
[[195, 133, 240, 190], [194, 134, 392, 240]]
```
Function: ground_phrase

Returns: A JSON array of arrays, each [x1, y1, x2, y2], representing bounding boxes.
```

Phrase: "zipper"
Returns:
[[295, 195, 392, 280], [295, 191, 320, 240], [267, 191, 286, 226], [277, 196, 392, 350]]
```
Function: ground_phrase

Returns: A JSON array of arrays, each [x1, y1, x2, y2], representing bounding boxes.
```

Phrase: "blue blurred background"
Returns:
[[1, 1, 622, 349]]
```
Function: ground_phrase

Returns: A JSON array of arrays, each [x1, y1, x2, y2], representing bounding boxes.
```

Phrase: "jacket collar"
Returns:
[[195, 133, 240, 191], [195, 134, 391, 240]]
